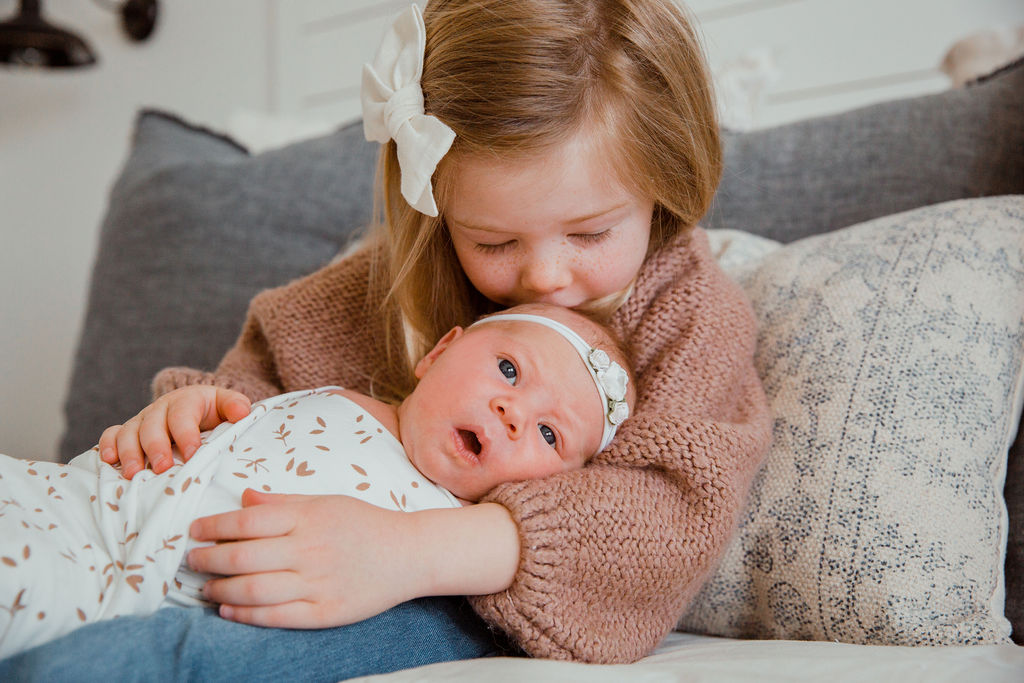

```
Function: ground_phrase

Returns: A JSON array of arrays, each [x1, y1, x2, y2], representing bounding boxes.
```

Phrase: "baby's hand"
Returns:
[[98, 386, 251, 479]]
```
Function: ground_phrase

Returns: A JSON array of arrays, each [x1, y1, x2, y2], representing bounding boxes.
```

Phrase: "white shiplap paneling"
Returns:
[[270, 0, 419, 124], [268, 0, 1024, 130], [695, 0, 1024, 126]]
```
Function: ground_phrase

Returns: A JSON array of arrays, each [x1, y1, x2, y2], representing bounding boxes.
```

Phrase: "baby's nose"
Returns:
[[490, 397, 525, 439]]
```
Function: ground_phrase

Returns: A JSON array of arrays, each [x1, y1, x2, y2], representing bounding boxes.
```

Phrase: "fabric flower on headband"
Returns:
[[361, 4, 455, 216], [588, 349, 630, 426]]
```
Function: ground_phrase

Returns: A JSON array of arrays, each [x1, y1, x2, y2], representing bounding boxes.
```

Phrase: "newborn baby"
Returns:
[[0, 303, 633, 658]]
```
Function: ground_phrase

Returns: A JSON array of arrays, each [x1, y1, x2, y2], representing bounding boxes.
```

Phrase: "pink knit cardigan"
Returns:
[[153, 227, 771, 663]]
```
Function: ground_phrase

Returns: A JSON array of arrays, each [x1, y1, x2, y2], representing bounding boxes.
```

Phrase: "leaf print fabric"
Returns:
[[172, 388, 460, 602]]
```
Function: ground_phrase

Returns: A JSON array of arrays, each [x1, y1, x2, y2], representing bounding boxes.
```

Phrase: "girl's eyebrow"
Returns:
[[565, 202, 629, 225], [448, 219, 506, 234], [449, 202, 630, 232]]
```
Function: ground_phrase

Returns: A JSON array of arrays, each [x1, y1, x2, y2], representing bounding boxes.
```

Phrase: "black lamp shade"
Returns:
[[0, 0, 97, 68]]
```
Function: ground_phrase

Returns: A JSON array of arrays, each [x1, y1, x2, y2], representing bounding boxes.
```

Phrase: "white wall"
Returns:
[[0, 1, 271, 460]]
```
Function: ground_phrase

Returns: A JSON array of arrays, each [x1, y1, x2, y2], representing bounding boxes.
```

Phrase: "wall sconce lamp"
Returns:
[[0, 0, 158, 69]]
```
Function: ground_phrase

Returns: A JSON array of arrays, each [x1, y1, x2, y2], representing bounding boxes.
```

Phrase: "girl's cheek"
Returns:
[[467, 260, 518, 299], [581, 245, 615, 272], [489, 256, 522, 280]]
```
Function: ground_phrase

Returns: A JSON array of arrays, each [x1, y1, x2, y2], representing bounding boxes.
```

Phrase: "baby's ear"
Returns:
[[414, 326, 464, 379]]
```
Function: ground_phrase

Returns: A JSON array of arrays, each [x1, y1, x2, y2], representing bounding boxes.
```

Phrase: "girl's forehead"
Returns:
[[445, 142, 641, 229], [451, 132, 617, 185]]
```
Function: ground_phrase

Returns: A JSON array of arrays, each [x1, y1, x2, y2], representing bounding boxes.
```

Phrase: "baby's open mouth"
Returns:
[[457, 428, 482, 457]]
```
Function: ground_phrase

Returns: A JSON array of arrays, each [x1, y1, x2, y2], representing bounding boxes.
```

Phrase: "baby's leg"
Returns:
[[0, 407, 279, 658], [0, 451, 115, 658]]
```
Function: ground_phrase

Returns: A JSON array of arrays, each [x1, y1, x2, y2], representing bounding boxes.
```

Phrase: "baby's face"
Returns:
[[397, 315, 604, 501]]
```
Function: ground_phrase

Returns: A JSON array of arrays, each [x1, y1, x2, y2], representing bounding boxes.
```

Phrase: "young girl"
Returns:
[[1, 0, 770, 678], [0, 304, 633, 658]]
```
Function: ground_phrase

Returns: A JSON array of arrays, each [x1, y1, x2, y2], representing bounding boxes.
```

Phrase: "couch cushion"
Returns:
[[59, 111, 378, 460], [680, 197, 1024, 645]]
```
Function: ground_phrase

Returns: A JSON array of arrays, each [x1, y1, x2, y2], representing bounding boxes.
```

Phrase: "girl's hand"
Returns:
[[188, 489, 520, 629], [98, 386, 251, 479]]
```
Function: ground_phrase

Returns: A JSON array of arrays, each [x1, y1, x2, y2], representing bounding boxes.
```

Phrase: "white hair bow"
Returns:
[[361, 4, 455, 217]]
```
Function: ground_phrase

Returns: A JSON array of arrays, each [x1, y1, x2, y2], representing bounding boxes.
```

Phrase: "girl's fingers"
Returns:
[[202, 570, 307, 608], [188, 537, 296, 576], [190, 503, 298, 543], [136, 404, 174, 474], [218, 600, 327, 629], [239, 488, 314, 508]]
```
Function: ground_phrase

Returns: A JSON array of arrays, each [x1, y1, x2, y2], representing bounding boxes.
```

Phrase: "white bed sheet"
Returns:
[[353, 632, 1024, 682]]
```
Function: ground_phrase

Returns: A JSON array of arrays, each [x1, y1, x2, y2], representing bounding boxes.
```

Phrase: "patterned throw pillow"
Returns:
[[681, 197, 1024, 646]]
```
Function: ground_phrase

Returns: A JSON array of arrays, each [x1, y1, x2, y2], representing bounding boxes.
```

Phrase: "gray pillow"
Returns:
[[706, 57, 1024, 243], [59, 111, 378, 460]]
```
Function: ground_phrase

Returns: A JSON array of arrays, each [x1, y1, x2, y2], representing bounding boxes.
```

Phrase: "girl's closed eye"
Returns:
[[569, 229, 611, 245], [475, 240, 516, 254], [473, 231, 609, 253]]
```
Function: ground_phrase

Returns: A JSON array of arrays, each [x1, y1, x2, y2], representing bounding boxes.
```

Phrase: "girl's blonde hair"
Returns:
[[367, 0, 721, 402]]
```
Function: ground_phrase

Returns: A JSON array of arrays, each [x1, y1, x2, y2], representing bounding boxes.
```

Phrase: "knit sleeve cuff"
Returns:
[[150, 367, 217, 399], [467, 477, 585, 660], [150, 366, 282, 403]]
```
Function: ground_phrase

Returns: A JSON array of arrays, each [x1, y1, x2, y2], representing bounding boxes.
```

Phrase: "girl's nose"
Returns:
[[490, 396, 526, 439], [520, 253, 571, 296]]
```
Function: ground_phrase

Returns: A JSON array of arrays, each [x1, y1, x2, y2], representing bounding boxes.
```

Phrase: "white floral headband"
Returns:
[[361, 4, 455, 217], [471, 313, 630, 452]]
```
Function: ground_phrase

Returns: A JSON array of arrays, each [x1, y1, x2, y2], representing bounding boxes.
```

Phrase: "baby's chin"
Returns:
[[450, 483, 482, 503], [447, 482, 487, 505]]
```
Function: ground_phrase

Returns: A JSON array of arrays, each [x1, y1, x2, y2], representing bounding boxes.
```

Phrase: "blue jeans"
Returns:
[[0, 597, 515, 682]]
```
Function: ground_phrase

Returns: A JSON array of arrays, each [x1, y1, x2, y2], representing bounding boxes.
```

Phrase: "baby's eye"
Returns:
[[538, 424, 557, 447], [498, 359, 518, 385]]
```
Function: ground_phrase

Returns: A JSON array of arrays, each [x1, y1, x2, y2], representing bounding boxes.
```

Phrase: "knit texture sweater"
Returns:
[[153, 227, 772, 663]]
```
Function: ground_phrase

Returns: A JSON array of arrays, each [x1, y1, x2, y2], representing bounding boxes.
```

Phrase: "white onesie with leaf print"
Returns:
[[0, 387, 459, 658]]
